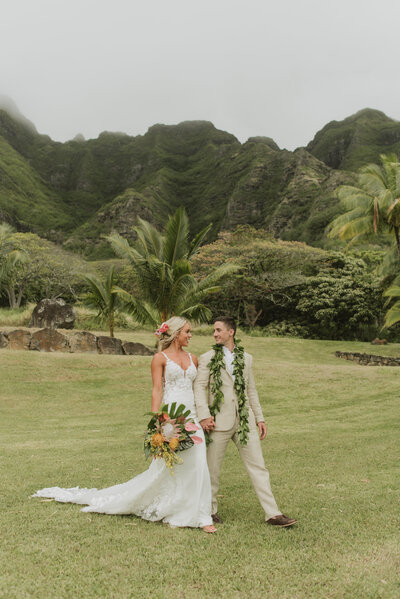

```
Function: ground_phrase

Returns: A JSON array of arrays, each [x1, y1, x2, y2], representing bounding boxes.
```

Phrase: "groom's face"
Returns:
[[213, 321, 234, 346]]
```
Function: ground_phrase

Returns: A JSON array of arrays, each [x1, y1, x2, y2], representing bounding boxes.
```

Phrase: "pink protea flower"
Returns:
[[191, 436, 203, 444], [184, 422, 200, 432], [161, 421, 179, 441]]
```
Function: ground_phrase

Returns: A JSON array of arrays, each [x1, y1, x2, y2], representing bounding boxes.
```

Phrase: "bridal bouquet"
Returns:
[[144, 402, 203, 472]]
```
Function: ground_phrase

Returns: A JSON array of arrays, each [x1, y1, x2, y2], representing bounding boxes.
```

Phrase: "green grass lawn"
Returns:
[[1, 333, 399, 598]]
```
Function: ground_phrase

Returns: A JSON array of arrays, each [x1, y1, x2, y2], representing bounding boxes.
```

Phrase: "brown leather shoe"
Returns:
[[212, 513, 223, 524], [266, 514, 297, 527]]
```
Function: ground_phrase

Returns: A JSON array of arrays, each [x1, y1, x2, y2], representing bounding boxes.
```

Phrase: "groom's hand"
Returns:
[[258, 421, 267, 440], [200, 417, 215, 432]]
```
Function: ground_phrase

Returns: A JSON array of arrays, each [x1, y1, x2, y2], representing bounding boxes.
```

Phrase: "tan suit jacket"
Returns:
[[193, 349, 265, 430]]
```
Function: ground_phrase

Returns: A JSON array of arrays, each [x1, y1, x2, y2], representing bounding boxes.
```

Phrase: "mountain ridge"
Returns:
[[0, 103, 398, 257], [306, 108, 400, 170]]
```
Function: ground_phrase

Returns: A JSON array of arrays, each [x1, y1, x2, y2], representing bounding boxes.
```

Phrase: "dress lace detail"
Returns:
[[32, 352, 212, 528], [162, 352, 197, 415]]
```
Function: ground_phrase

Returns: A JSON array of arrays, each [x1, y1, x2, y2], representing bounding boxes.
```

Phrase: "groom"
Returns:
[[193, 316, 296, 527]]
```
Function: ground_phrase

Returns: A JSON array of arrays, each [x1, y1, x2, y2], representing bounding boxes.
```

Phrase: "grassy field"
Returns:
[[1, 332, 399, 598]]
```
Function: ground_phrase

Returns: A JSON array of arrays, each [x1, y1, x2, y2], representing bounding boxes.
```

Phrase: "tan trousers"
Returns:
[[207, 417, 281, 520]]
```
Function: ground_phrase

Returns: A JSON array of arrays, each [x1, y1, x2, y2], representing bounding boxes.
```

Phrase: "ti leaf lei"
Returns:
[[207, 340, 249, 445]]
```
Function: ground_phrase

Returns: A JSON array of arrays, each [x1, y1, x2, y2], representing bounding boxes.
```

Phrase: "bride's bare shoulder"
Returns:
[[152, 352, 166, 364]]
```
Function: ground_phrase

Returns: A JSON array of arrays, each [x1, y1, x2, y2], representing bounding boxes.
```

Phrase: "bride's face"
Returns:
[[177, 322, 192, 347]]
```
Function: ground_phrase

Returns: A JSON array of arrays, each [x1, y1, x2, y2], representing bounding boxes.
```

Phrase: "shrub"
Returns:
[[193, 228, 387, 340], [248, 321, 311, 338]]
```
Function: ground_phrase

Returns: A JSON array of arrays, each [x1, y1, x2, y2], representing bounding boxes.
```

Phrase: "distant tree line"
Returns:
[[1, 192, 400, 341]]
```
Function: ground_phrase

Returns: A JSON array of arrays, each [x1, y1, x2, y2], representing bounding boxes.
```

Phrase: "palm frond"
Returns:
[[187, 223, 213, 260], [386, 197, 400, 216], [383, 285, 400, 298], [383, 301, 400, 328], [114, 287, 159, 326], [331, 215, 375, 241], [336, 186, 374, 209], [179, 303, 212, 324], [0, 222, 15, 246], [378, 246, 400, 277], [170, 273, 197, 301], [106, 232, 144, 266], [133, 218, 164, 259], [163, 207, 189, 265], [106, 207, 234, 325], [82, 274, 107, 305], [196, 263, 240, 290], [82, 268, 120, 318], [0, 249, 27, 280]]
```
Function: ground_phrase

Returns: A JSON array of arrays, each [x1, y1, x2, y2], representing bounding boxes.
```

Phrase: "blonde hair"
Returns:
[[157, 316, 188, 351]]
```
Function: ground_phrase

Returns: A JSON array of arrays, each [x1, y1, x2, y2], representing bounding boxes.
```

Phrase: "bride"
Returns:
[[32, 317, 216, 533]]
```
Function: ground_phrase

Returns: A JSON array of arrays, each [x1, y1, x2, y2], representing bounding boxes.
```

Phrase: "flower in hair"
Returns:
[[155, 322, 169, 336]]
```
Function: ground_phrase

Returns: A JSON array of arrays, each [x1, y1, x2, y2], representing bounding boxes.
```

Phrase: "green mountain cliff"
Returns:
[[307, 108, 400, 170], [1, 104, 398, 258]]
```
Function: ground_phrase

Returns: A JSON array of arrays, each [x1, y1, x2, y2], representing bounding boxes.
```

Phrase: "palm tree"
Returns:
[[107, 207, 237, 326], [382, 284, 400, 329], [0, 223, 27, 308], [328, 155, 400, 331], [328, 154, 400, 256], [82, 267, 120, 337]]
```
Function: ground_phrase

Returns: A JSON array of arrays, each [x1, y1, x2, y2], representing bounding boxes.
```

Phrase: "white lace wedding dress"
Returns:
[[32, 353, 213, 528]]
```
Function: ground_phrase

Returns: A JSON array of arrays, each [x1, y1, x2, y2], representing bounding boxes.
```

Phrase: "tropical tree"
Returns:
[[328, 155, 400, 332], [107, 207, 237, 326], [82, 267, 120, 337], [5, 232, 88, 306], [0, 223, 27, 308], [382, 284, 400, 329], [328, 153, 400, 257]]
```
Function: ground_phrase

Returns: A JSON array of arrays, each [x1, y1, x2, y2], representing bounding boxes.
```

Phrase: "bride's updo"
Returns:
[[157, 316, 188, 351]]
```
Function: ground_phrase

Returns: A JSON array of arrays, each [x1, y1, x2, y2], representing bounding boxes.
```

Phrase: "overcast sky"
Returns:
[[1, 0, 399, 150]]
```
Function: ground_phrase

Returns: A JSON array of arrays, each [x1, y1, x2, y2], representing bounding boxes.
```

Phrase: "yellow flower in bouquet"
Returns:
[[144, 403, 203, 474], [169, 438, 179, 450], [151, 433, 164, 447]]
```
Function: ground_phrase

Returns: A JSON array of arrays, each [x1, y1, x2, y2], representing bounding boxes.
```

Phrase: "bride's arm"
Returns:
[[151, 353, 165, 412]]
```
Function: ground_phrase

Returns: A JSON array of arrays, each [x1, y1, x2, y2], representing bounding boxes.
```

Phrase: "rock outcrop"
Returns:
[[30, 299, 76, 329], [69, 331, 98, 353], [30, 328, 70, 352], [97, 336, 123, 355], [7, 329, 32, 350], [335, 351, 400, 366], [122, 341, 154, 356], [0, 332, 8, 348], [0, 328, 155, 356]]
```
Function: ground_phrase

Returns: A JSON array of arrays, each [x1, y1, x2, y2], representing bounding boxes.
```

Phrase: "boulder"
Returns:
[[8, 329, 32, 350], [0, 332, 9, 348], [371, 338, 388, 345], [30, 328, 70, 352], [30, 299, 76, 329], [122, 341, 155, 356], [69, 331, 98, 354], [97, 336, 123, 355]]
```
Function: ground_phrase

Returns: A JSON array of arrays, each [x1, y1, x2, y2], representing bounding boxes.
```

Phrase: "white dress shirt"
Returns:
[[223, 345, 235, 380]]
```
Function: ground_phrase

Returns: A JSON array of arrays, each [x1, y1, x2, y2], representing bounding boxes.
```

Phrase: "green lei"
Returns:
[[207, 339, 249, 445]]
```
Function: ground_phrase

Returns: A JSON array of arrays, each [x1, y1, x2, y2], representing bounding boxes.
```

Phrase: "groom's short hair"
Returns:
[[214, 316, 237, 335]]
